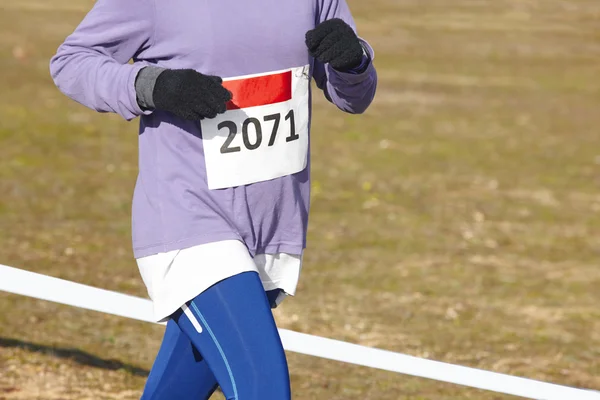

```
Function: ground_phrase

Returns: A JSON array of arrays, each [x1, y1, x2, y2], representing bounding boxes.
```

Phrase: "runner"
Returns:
[[50, 0, 377, 398]]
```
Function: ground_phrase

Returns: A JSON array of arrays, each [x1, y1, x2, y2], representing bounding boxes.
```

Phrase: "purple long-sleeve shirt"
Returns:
[[50, 0, 377, 258]]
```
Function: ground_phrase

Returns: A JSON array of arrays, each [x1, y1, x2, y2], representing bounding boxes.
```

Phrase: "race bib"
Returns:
[[201, 65, 310, 190]]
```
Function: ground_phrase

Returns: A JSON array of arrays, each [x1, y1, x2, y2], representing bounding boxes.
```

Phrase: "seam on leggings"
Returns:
[[190, 302, 238, 400]]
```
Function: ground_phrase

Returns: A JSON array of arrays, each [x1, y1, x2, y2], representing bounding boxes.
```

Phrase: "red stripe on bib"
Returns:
[[223, 70, 292, 110]]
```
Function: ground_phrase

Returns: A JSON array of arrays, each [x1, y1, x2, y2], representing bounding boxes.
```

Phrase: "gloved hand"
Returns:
[[152, 69, 232, 120], [305, 18, 364, 71]]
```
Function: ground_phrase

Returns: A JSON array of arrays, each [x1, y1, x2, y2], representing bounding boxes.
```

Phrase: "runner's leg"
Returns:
[[173, 271, 291, 400]]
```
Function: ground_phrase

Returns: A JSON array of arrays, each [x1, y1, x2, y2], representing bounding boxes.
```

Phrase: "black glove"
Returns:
[[152, 69, 232, 120], [305, 18, 364, 71]]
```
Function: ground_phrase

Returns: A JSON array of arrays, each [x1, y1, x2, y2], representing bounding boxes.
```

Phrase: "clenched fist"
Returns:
[[305, 18, 364, 71], [152, 69, 232, 120]]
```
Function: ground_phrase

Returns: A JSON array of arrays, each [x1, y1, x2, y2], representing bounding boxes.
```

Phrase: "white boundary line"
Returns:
[[0, 264, 599, 400]]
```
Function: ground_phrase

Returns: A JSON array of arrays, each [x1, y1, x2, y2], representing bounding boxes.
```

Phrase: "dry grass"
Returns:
[[1, 0, 599, 398]]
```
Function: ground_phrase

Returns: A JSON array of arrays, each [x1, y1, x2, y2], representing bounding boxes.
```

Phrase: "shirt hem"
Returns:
[[134, 234, 306, 259], [133, 231, 243, 258], [256, 242, 305, 257]]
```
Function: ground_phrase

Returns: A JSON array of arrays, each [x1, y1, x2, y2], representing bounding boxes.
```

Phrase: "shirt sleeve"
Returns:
[[49, 0, 155, 121], [313, 0, 377, 114]]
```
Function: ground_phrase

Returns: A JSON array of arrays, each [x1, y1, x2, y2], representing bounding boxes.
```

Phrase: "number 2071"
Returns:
[[218, 110, 298, 154]]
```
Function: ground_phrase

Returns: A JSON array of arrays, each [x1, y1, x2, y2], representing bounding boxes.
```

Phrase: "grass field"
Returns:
[[1, 0, 599, 398]]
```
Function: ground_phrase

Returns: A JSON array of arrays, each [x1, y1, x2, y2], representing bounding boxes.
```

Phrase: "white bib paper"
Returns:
[[201, 65, 310, 190]]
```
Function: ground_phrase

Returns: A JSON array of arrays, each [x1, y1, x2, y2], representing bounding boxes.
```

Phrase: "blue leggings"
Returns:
[[141, 271, 291, 400]]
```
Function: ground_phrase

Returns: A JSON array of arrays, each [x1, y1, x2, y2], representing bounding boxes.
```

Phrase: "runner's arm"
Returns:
[[312, 0, 377, 114], [49, 0, 155, 121]]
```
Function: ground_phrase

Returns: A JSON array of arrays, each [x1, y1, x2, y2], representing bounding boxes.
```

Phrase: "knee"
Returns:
[[236, 357, 291, 400]]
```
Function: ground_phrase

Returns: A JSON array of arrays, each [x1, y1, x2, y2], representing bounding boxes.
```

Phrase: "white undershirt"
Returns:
[[136, 240, 302, 322]]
